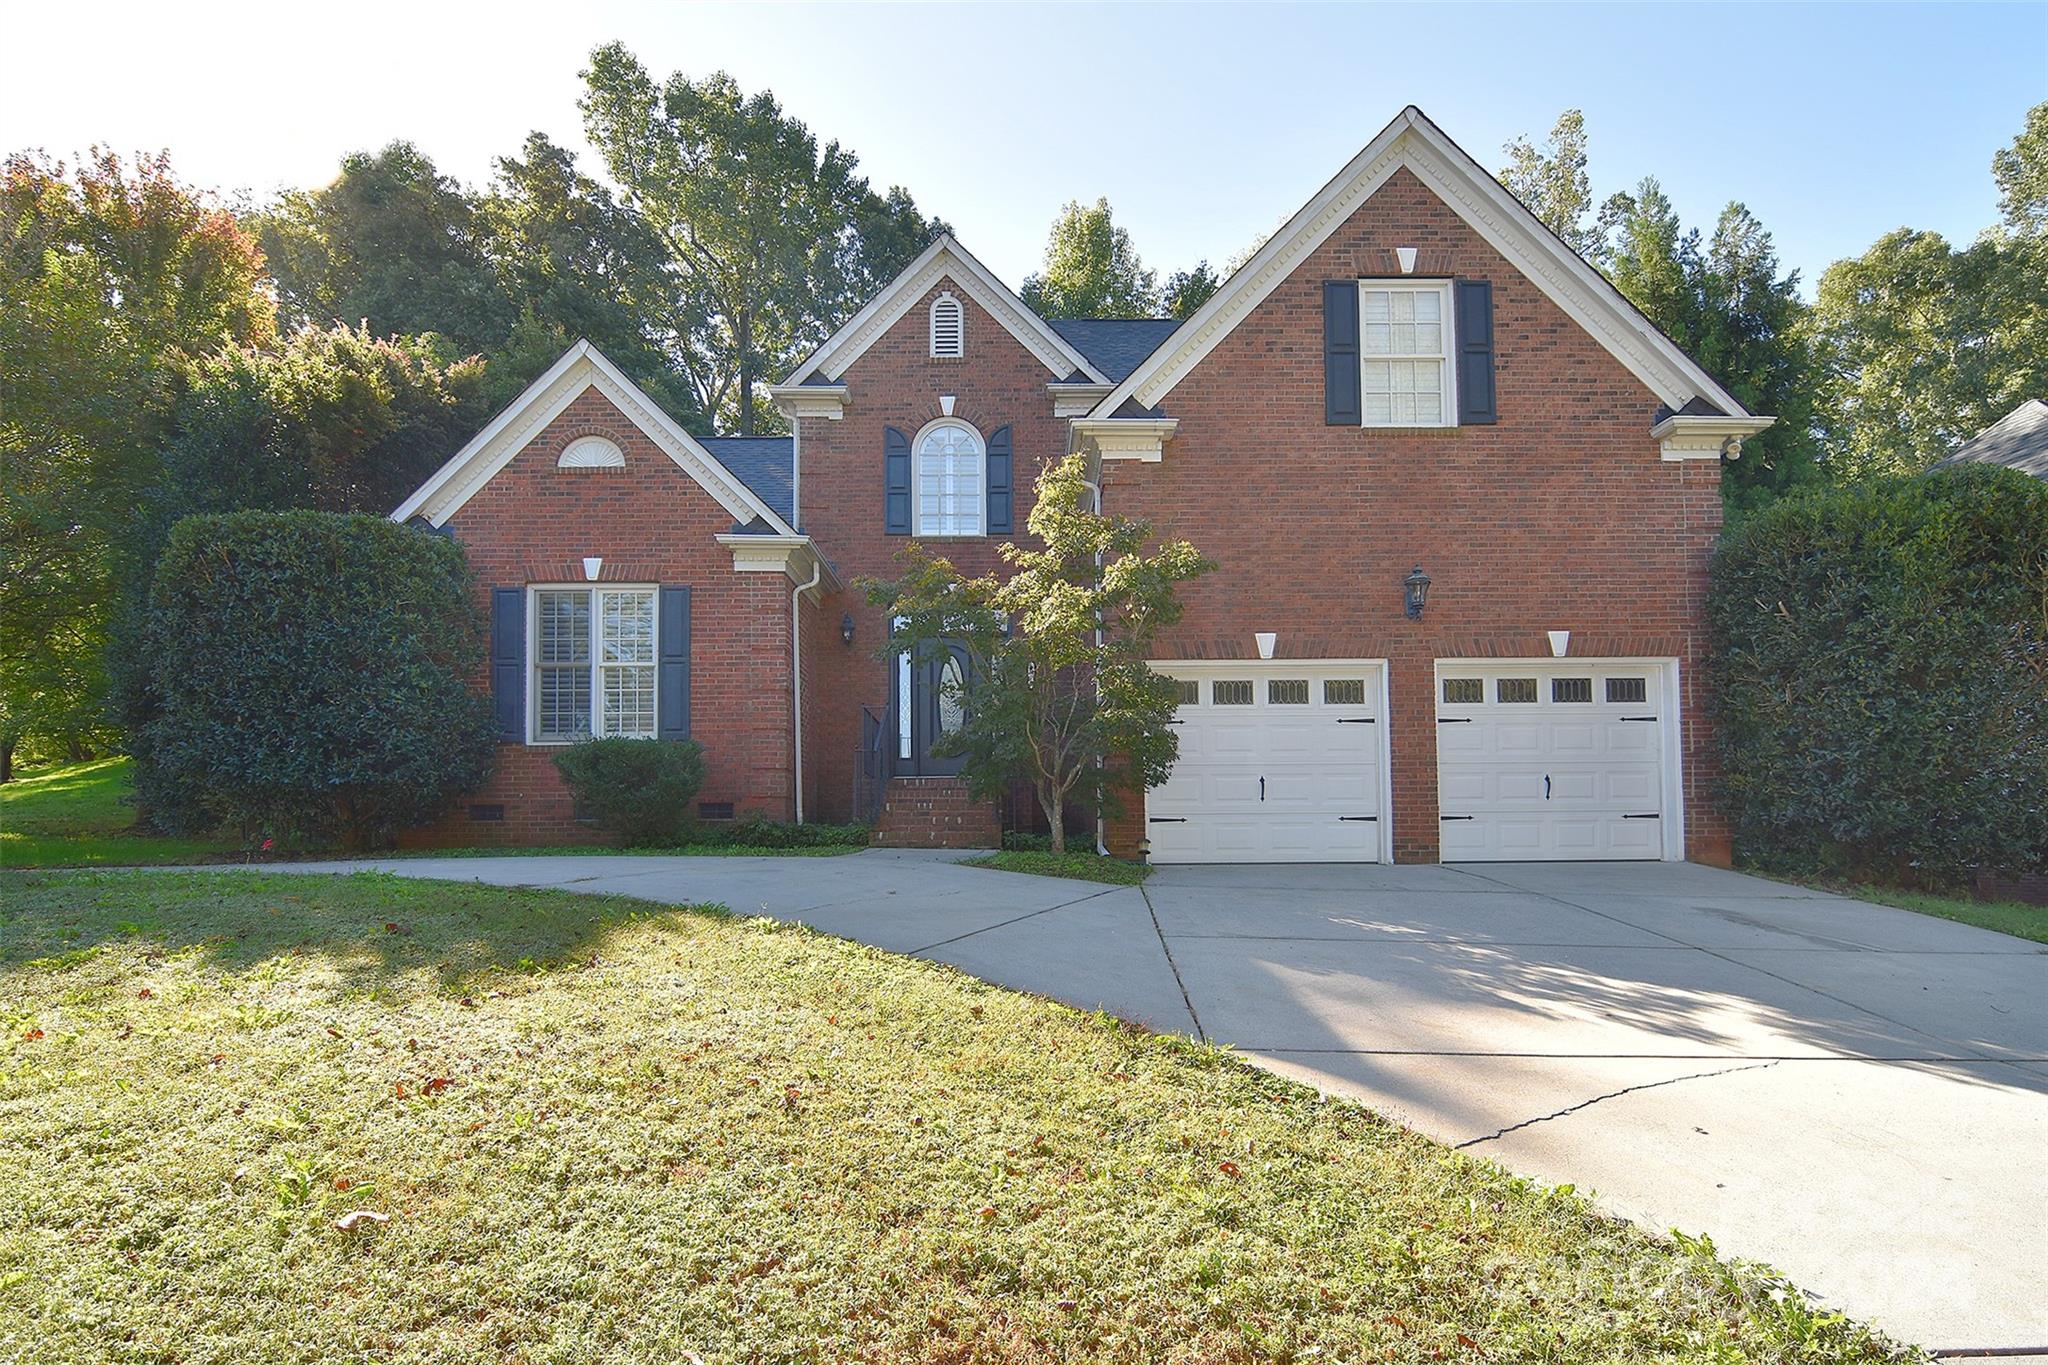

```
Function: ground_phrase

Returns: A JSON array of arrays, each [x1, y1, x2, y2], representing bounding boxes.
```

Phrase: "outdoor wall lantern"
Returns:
[[840, 613, 856, 646], [1403, 565, 1432, 620]]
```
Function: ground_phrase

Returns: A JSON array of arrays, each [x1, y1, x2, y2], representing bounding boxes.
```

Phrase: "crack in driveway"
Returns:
[[1455, 1059, 1782, 1150]]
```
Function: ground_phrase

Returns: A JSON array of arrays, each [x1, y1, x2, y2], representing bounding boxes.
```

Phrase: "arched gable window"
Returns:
[[928, 291, 964, 358], [557, 435, 626, 468], [914, 419, 983, 536]]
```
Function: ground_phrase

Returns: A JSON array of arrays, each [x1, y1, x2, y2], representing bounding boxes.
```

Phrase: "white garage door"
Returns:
[[1436, 662, 1672, 861], [1146, 662, 1389, 863]]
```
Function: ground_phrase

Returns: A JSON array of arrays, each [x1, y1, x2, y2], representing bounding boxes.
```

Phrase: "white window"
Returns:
[[914, 420, 984, 536], [1360, 280, 1455, 427], [929, 291, 964, 358], [531, 587, 658, 742]]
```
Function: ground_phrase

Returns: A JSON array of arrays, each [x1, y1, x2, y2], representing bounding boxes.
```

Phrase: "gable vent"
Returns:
[[929, 291, 964, 358]]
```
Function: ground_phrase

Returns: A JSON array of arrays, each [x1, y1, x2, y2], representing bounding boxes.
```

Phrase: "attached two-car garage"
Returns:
[[1144, 658, 1681, 864]]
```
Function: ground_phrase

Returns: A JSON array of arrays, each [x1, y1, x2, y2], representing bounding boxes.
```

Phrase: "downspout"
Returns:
[[791, 555, 823, 824], [1077, 466, 1111, 858]]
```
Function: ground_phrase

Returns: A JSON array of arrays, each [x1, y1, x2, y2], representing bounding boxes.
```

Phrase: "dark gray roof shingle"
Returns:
[[1047, 318, 1181, 383], [699, 436, 794, 524], [1943, 399, 2048, 479]]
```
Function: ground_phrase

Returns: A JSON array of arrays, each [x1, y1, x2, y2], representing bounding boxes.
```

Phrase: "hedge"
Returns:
[[1707, 465, 2048, 885], [552, 738, 705, 846], [132, 511, 497, 848]]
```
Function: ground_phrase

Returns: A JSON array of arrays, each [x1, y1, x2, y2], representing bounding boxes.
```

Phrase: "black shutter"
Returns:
[[884, 426, 912, 534], [985, 425, 1013, 535], [489, 587, 524, 742], [658, 585, 691, 741], [1323, 281, 1361, 425], [1455, 279, 1497, 425]]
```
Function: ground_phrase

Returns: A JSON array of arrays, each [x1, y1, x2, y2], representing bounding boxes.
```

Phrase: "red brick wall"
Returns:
[[797, 284, 1065, 822], [1099, 167, 1730, 864], [402, 387, 796, 846]]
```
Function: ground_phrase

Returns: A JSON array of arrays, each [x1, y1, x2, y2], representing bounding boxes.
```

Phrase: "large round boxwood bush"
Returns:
[[133, 511, 497, 848], [1708, 465, 2048, 885], [551, 738, 705, 846]]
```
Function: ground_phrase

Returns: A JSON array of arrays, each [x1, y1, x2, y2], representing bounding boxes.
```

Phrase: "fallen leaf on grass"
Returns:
[[333, 1210, 389, 1232], [422, 1076, 451, 1095], [1218, 1160, 1241, 1179], [136, 988, 153, 1000], [21, 1029, 43, 1041]]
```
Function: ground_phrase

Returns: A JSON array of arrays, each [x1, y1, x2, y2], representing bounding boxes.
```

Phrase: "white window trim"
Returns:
[[911, 416, 986, 538], [526, 584, 661, 745], [928, 290, 964, 358], [1358, 277, 1457, 429]]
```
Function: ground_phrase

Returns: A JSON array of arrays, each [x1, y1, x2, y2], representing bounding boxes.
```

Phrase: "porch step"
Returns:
[[872, 776, 999, 850]]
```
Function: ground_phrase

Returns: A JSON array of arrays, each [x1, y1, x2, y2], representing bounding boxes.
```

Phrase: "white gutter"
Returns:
[[791, 559, 824, 823]]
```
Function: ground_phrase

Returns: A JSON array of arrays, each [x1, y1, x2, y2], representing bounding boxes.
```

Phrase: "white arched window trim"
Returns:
[[912, 417, 984, 537], [557, 435, 626, 468], [928, 291, 964, 358]]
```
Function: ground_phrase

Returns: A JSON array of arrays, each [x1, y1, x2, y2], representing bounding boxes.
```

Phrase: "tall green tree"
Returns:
[[580, 44, 945, 434], [1020, 198, 1159, 318], [1162, 260, 1220, 319], [863, 451, 1212, 851], [1, 149, 271, 771], [475, 132, 697, 419], [256, 142, 512, 355], [1500, 109, 1599, 255], [1812, 102, 2048, 477]]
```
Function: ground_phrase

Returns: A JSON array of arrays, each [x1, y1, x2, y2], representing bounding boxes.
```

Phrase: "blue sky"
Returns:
[[8, 2, 2042, 300]]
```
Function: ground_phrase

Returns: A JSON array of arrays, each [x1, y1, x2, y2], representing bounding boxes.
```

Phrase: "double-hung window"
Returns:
[[1360, 280, 1455, 427], [532, 587, 658, 741]]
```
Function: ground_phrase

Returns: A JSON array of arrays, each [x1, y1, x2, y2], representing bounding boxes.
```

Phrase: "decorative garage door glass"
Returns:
[[1435, 663, 1667, 861], [1145, 663, 1388, 864]]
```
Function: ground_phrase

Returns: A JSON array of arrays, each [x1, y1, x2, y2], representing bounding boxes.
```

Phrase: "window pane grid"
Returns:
[[1359, 284, 1450, 426], [916, 424, 984, 536], [533, 588, 659, 741]]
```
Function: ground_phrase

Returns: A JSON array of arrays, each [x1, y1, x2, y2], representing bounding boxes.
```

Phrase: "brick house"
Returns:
[[391, 107, 1770, 864]]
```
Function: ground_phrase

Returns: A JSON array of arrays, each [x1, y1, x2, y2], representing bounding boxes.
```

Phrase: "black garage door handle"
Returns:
[[1148, 817, 1188, 824]]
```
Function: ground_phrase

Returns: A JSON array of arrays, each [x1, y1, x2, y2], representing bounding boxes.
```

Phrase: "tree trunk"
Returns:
[[0, 739, 13, 784], [1042, 785, 1066, 855], [736, 305, 754, 437], [66, 734, 86, 762]]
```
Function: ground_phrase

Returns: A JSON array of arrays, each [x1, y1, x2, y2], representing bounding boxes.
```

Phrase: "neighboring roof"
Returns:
[[1088, 105, 1754, 423], [1047, 319, 1181, 383], [699, 437, 795, 524], [782, 234, 1109, 387], [390, 340, 797, 535], [1943, 399, 2048, 479]]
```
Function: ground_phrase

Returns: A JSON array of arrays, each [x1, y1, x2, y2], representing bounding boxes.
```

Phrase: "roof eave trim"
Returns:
[[1072, 416, 1180, 464], [390, 340, 798, 537], [783, 235, 1109, 387], [1651, 414, 1776, 462], [715, 533, 842, 596]]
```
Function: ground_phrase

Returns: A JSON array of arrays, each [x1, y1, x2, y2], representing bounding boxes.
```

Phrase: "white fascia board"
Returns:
[[716, 533, 840, 597], [783, 234, 1108, 386], [389, 340, 797, 537], [767, 383, 849, 421], [1651, 413, 1776, 461], [1088, 107, 1753, 422], [1049, 381, 1113, 417], [1072, 416, 1179, 463]]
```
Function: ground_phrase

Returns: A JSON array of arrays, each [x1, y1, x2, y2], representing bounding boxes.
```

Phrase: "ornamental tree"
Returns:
[[863, 451, 1212, 854]]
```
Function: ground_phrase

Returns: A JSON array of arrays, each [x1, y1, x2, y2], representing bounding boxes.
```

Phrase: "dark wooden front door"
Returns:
[[899, 641, 970, 776]]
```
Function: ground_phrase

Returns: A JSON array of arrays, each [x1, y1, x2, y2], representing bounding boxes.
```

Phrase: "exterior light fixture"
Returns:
[[840, 612, 856, 646], [1403, 565, 1432, 620]]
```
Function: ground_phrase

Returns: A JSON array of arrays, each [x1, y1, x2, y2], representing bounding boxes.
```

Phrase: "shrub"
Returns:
[[1707, 465, 2048, 885], [133, 511, 497, 848], [552, 738, 705, 846], [676, 819, 869, 849]]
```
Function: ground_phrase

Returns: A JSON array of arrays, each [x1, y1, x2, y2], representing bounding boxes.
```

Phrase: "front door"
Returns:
[[895, 640, 971, 776]]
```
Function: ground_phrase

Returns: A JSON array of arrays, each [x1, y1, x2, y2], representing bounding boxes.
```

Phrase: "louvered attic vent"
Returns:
[[929, 291, 963, 357]]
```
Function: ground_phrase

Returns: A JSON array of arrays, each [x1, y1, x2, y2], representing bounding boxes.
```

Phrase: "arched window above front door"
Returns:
[[914, 420, 984, 537]]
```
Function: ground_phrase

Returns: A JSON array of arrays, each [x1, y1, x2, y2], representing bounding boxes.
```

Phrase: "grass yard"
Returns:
[[0, 870, 1913, 1362], [1822, 881, 2046, 945], [0, 758, 237, 869], [964, 848, 1152, 885]]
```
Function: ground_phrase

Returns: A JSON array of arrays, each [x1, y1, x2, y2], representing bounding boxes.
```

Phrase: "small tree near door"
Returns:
[[862, 451, 1211, 853]]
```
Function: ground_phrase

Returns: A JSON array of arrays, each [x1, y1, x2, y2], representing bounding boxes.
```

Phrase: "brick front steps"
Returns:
[[872, 776, 1000, 849]]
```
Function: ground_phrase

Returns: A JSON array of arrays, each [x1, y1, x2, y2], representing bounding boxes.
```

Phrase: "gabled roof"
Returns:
[[390, 340, 798, 535], [1047, 319, 1181, 383], [1943, 399, 2048, 479], [782, 234, 1110, 386], [1088, 106, 1752, 422]]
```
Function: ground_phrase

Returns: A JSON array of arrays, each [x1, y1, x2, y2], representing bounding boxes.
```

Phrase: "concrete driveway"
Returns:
[[258, 850, 2046, 1351]]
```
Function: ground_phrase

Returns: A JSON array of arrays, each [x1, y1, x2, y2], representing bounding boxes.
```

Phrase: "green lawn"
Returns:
[[963, 848, 1152, 885], [0, 869, 1913, 1362], [0, 758, 238, 868], [1823, 881, 2047, 945]]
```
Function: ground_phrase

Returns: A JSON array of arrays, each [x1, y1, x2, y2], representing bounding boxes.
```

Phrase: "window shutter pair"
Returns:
[[487, 585, 692, 743], [1322, 278, 1496, 425], [883, 424, 1012, 535]]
